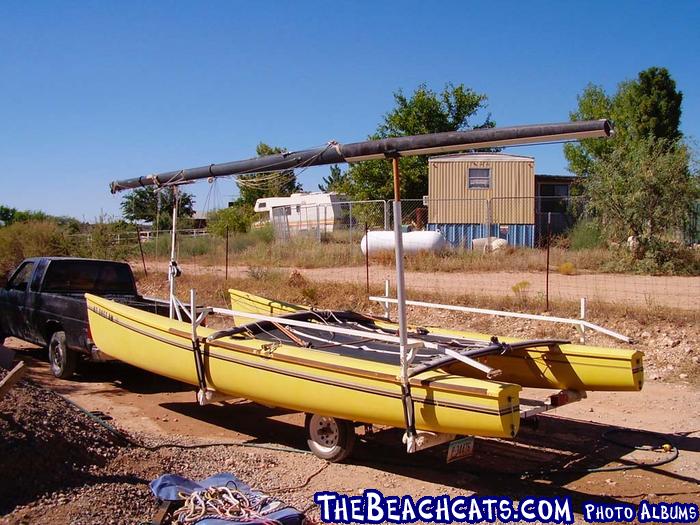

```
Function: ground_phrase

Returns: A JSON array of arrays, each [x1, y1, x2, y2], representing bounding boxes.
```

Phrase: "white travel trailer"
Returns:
[[254, 192, 348, 234]]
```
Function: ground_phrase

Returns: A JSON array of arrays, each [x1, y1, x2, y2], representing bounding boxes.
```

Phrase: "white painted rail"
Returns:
[[369, 296, 632, 344]]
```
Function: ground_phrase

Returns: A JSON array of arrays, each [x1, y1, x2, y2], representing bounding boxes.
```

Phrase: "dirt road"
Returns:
[[157, 262, 700, 310], [5, 338, 699, 524]]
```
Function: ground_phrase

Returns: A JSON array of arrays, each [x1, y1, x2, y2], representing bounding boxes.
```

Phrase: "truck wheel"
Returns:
[[48, 331, 77, 379], [305, 413, 356, 462]]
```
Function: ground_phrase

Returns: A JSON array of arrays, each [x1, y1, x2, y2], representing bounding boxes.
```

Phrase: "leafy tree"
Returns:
[[120, 187, 195, 230], [235, 143, 302, 208], [318, 165, 348, 193], [207, 205, 254, 236], [344, 83, 494, 200], [585, 137, 698, 262], [564, 67, 697, 271], [564, 67, 683, 177], [0, 205, 17, 226]]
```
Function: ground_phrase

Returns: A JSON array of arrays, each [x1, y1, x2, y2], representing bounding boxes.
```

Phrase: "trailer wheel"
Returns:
[[48, 331, 77, 379], [305, 413, 356, 462]]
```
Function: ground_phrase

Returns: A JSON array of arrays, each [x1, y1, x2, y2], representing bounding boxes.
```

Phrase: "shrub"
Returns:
[[558, 262, 576, 275], [207, 206, 254, 236], [0, 221, 75, 279], [568, 220, 604, 250]]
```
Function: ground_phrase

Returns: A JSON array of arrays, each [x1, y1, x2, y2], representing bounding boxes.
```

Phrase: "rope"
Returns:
[[173, 486, 282, 525]]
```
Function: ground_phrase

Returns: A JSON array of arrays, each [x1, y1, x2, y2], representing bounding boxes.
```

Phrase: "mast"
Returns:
[[109, 120, 612, 193]]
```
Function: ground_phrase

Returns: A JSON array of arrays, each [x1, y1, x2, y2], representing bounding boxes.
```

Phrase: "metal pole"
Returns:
[[384, 279, 391, 319], [365, 222, 369, 295], [545, 211, 551, 311], [391, 157, 415, 453], [135, 224, 148, 277], [316, 205, 320, 242], [349, 202, 353, 245], [225, 226, 229, 281], [486, 199, 492, 252], [168, 187, 180, 319], [580, 297, 587, 344]]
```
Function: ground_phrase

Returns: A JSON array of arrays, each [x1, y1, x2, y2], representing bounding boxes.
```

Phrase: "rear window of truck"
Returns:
[[42, 261, 135, 294]]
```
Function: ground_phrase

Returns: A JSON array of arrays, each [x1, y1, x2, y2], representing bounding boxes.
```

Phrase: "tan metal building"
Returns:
[[426, 153, 537, 247], [428, 153, 535, 223]]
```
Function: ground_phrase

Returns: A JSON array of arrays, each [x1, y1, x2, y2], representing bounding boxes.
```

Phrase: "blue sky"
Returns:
[[1, 1, 698, 220]]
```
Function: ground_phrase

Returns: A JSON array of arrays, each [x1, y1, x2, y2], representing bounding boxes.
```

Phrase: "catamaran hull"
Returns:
[[86, 294, 521, 438], [229, 289, 643, 392]]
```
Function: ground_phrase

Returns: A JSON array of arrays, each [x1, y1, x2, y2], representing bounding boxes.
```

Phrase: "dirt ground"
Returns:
[[150, 262, 700, 311], [1, 337, 699, 525]]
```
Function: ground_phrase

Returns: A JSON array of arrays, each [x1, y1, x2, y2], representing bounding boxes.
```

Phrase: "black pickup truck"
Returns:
[[0, 257, 167, 379]]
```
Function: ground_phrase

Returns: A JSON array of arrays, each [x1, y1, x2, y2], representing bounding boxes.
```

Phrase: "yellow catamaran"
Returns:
[[90, 118, 637, 461]]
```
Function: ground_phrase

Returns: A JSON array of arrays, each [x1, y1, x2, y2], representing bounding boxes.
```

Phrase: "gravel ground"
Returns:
[[0, 371, 319, 525]]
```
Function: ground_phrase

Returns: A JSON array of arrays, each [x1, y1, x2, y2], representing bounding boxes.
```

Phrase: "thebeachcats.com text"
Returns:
[[314, 490, 699, 524]]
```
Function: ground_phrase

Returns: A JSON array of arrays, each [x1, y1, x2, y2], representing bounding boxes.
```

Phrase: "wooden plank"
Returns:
[[0, 361, 27, 399]]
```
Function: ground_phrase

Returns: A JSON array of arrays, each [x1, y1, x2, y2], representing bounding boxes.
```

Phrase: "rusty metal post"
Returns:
[[135, 224, 148, 277], [365, 222, 369, 295], [545, 212, 551, 311], [225, 226, 229, 281]]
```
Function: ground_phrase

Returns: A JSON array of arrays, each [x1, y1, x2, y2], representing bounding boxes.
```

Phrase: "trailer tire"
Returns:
[[48, 331, 77, 379], [305, 413, 356, 462]]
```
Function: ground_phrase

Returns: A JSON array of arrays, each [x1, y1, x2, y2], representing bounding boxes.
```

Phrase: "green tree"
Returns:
[[318, 165, 348, 193], [564, 67, 683, 177], [585, 137, 698, 263], [207, 205, 254, 236], [235, 143, 302, 208], [344, 83, 493, 200], [0, 205, 17, 226], [120, 187, 195, 230], [564, 67, 696, 269]]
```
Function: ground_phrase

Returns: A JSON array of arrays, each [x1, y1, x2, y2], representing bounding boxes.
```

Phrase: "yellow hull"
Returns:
[[86, 294, 521, 438], [229, 289, 644, 392]]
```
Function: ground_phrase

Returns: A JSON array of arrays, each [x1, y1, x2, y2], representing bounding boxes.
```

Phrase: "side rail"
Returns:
[[369, 295, 632, 344]]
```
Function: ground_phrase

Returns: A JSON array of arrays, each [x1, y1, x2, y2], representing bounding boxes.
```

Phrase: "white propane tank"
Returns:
[[360, 230, 447, 255]]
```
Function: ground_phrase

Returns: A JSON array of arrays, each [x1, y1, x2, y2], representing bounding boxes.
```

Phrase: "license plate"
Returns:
[[446, 436, 474, 463]]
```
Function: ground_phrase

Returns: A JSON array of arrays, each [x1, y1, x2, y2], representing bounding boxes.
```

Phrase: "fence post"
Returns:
[[349, 202, 353, 244], [225, 226, 229, 281], [545, 211, 551, 311], [579, 297, 587, 344], [384, 200, 390, 230], [316, 205, 320, 241], [383, 279, 391, 318], [135, 225, 148, 277], [484, 199, 492, 252]]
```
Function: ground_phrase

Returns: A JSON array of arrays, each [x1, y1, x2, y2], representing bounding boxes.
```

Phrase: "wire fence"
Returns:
[[64, 197, 700, 313]]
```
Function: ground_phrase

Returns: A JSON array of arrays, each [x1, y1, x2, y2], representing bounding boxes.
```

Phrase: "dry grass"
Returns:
[[133, 268, 695, 326]]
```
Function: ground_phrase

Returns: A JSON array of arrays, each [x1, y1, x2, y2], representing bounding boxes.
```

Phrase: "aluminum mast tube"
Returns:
[[109, 120, 612, 192]]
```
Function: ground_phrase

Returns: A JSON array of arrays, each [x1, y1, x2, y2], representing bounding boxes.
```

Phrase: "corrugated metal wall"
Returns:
[[428, 157, 535, 224], [427, 223, 535, 248]]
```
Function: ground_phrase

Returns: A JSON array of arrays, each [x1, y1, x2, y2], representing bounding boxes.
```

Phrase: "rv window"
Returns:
[[468, 168, 490, 189], [258, 202, 266, 209]]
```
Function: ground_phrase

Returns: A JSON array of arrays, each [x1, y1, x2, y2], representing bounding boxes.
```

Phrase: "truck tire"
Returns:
[[48, 331, 77, 379]]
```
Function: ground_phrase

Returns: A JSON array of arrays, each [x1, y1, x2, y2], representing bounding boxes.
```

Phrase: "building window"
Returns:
[[468, 168, 490, 189]]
